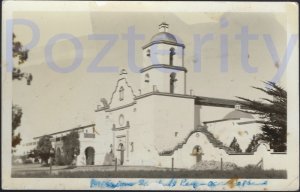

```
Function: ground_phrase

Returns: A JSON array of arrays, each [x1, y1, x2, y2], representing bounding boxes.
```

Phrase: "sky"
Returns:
[[8, 2, 293, 143]]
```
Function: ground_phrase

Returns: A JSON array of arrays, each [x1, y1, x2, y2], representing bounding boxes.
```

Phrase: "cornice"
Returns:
[[142, 40, 185, 50], [140, 64, 187, 73]]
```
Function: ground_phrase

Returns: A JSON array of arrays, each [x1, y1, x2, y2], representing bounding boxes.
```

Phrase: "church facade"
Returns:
[[18, 23, 287, 170], [76, 23, 286, 169]]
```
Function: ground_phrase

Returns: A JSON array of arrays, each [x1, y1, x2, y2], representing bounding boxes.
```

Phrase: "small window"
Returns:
[[130, 142, 134, 152], [145, 73, 150, 83], [175, 132, 178, 137], [119, 86, 124, 101], [119, 114, 125, 126], [146, 49, 151, 57]]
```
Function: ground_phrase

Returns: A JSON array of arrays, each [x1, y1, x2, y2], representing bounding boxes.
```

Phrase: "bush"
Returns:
[[244, 164, 262, 171], [12, 156, 23, 165], [191, 160, 238, 170], [20, 155, 33, 164], [229, 137, 242, 153], [62, 131, 80, 165], [56, 155, 65, 166]]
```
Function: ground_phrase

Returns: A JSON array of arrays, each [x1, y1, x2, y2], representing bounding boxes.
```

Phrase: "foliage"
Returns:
[[229, 137, 242, 153], [244, 164, 261, 170], [13, 68, 33, 85], [12, 33, 32, 84], [245, 134, 263, 153], [11, 33, 32, 148], [28, 149, 39, 159], [20, 155, 33, 164], [62, 131, 80, 165], [36, 135, 53, 164], [55, 155, 66, 166], [13, 33, 29, 65], [237, 81, 287, 152], [12, 105, 23, 147], [191, 160, 238, 171]]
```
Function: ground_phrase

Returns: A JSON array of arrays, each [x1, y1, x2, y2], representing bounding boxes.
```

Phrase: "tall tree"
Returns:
[[237, 81, 287, 152], [36, 135, 53, 164], [12, 33, 32, 148], [12, 105, 23, 147], [62, 131, 80, 165]]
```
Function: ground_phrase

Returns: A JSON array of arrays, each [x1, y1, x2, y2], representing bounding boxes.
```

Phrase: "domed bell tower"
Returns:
[[140, 23, 187, 95]]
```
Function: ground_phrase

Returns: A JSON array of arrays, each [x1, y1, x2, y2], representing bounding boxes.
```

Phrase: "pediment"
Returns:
[[108, 77, 136, 110]]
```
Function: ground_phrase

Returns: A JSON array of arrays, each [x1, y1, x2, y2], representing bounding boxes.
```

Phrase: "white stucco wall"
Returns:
[[151, 95, 195, 152], [157, 132, 287, 170], [127, 95, 160, 166]]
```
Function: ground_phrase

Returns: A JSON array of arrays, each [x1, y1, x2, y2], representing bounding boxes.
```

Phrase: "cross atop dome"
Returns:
[[159, 22, 169, 32]]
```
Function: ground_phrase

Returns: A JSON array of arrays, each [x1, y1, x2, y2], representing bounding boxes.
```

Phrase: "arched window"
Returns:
[[169, 47, 175, 66], [145, 73, 150, 83], [119, 114, 125, 126], [119, 86, 124, 101], [170, 72, 177, 94]]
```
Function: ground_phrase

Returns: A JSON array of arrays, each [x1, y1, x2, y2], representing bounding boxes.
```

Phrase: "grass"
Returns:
[[12, 168, 287, 179]]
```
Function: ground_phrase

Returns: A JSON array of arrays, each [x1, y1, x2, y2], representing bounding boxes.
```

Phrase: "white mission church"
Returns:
[[19, 23, 287, 170]]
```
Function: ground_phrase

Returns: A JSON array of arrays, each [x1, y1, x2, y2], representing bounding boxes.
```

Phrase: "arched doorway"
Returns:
[[55, 148, 61, 159], [117, 143, 125, 165], [54, 148, 61, 164], [85, 147, 95, 165], [56, 148, 61, 156], [191, 145, 203, 163]]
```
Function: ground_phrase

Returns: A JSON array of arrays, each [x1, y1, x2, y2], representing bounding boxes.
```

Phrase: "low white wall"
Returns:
[[158, 132, 287, 170]]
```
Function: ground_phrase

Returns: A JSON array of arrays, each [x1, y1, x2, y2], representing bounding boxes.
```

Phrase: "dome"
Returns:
[[223, 110, 254, 120], [150, 32, 177, 43]]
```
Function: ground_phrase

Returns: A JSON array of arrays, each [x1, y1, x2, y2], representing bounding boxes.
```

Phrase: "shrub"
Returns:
[[56, 155, 65, 166], [229, 137, 242, 153], [245, 134, 263, 153], [244, 164, 262, 171], [191, 160, 238, 171], [62, 131, 80, 165], [20, 155, 33, 164], [36, 135, 53, 164]]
